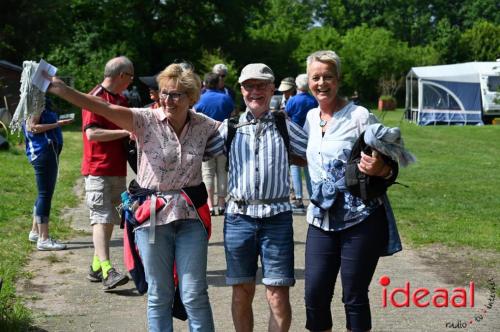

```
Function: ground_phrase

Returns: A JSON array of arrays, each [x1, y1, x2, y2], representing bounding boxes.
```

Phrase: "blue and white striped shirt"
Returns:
[[205, 109, 308, 218]]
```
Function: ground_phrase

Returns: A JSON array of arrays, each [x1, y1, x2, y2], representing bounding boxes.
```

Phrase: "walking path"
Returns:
[[18, 178, 499, 331]]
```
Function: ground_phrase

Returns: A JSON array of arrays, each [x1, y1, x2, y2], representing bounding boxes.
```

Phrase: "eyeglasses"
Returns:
[[122, 72, 134, 80], [160, 91, 186, 101], [241, 82, 269, 91]]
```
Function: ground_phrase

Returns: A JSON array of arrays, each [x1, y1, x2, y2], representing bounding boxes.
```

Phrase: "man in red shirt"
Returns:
[[83, 56, 133, 290]]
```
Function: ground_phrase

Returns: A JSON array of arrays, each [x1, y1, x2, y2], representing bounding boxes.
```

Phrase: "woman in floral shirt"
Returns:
[[48, 63, 218, 332]]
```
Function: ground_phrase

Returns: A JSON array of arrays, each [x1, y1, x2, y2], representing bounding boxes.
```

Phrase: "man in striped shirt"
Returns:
[[205, 63, 308, 332]]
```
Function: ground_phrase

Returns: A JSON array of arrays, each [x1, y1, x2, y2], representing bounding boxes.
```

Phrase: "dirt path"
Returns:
[[17, 178, 499, 331]]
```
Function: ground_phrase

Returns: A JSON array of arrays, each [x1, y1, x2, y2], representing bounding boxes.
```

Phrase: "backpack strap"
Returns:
[[225, 115, 240, 171], [272, 111, 291, 158]]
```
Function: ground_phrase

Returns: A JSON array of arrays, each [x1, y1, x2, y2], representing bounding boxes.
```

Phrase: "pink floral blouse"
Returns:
[[131, 107, 219, 226]]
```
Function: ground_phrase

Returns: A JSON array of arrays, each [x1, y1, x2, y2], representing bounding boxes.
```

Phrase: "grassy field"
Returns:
[[0, 126, 82, 330], [0, 110, 499, 329], [378, 110, 499, 251]]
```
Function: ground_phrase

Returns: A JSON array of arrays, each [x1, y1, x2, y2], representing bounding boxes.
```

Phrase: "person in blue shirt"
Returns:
[[212, 63, 236, 102], [22, 97, 73, 250], [285, 74, 318, 213], [194, 72, 234, 215]]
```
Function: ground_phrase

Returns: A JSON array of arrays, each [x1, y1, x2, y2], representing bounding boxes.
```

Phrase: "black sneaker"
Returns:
[[217, 207, 225, 216], [87, 266, 103, 282], [102, 268, 129, 291]]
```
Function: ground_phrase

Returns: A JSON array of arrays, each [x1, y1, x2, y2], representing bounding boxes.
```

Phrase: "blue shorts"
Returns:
[[223, 211, 295, 286]]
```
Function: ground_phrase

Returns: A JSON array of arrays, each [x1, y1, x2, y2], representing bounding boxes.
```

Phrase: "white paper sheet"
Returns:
[[31, 59, 57, 93]]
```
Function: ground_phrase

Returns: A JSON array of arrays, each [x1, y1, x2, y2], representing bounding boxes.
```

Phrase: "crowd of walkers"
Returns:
[[26, 49, 403, 332]]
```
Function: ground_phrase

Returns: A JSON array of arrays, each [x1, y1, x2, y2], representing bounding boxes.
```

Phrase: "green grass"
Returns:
[[0, 126, 82, 330], [378, 110, 500, 251], [1, 110, 499, 327]]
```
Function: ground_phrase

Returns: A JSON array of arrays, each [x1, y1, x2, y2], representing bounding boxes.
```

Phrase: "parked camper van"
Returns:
[[480, 71, 500, 123], [406, 62, 500, 125]]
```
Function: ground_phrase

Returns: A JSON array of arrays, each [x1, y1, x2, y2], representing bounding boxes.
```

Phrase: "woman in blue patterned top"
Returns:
[[303, 50, 402, 332], [23, 97, 73, 251]]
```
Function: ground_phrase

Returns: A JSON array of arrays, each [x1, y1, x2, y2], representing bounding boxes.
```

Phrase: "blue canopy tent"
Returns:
[[405, 62, 500, 125]]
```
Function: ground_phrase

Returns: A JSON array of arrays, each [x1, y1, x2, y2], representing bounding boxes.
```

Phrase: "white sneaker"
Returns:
[[37, 237, 67, 251], [28, 231, 39, 243]]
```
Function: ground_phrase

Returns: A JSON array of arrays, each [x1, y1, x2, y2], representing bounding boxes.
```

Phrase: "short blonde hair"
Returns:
[[306, 50, 341, 80], [157, 63, 201, 105]]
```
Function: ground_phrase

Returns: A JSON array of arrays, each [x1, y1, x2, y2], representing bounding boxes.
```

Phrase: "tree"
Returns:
[[459, 0, 500, 29], [311, 0, 348, 33], [292, 27, 342, 71], [1, 0, 72, 64], [431, 18, 462, 64], [340, 25, 405, 99], [339, 25, 438, 100], [243, 0, 315, 78], [459, 20, 500, 61], [42, 0, 261, 91]]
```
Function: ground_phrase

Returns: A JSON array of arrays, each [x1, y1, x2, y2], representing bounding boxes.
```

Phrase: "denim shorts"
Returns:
[[224, 211, 295, 286]]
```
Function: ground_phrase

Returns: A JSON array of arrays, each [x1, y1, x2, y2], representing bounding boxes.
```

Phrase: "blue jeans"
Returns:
[[224, 212, 295, 286], [31, 144, 60, 224], [290, 165, 312, 199], [135, 219, 214, 332]]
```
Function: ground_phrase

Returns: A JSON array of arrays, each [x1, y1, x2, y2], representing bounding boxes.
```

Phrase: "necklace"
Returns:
[[319, 98, 346, 127], [319, 112, 329, 127]]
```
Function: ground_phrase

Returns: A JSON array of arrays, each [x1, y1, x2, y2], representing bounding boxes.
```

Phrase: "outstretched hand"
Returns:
[[43, 71, 67, 96]]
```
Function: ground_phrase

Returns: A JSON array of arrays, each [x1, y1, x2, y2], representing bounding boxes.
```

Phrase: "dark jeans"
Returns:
[[304, 206, 388, 332], [31, 144, 60, 224]]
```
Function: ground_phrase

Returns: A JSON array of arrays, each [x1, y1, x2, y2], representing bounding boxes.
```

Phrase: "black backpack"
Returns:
[[225, 111, 305, 170], [345, 132, 399, 200]]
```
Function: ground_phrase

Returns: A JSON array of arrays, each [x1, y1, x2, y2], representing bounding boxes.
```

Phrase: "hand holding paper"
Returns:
[[31, 59, 57, 93]]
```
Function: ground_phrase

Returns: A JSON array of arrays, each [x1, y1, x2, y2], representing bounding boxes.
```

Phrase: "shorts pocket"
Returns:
[[86, 191, 104, 209]]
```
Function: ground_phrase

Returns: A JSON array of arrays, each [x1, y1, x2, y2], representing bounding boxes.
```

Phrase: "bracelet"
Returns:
[[383, 168, 394, 180]]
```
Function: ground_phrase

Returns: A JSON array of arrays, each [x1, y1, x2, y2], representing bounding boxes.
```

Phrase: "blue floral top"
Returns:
[[304, 102, 402, 255]]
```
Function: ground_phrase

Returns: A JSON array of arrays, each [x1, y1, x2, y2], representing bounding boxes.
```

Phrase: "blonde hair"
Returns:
[[157, 63, 201, 105], [306, 50, 341, 80]]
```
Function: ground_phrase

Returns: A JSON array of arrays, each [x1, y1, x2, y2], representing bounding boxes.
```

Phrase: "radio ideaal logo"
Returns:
[[379, 275, 496, 329]]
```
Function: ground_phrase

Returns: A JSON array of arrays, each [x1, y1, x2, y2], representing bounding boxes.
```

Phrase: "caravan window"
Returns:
[[487, 76, 500, 92], [422, 84, 460, 110], [410, 78, 418, 108]]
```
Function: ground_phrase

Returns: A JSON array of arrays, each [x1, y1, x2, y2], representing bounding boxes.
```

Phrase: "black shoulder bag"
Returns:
[[345, 132, 399, 200]]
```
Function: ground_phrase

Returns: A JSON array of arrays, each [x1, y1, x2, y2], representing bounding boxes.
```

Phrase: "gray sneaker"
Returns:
[[37, 237, 67, 251], [87, 266, 103, 282], [28, 231, 39, 243], [102, 268, 129, 291]]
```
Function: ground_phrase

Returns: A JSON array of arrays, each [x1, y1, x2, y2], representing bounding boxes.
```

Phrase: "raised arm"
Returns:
[[47, 75, 134, 132]]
